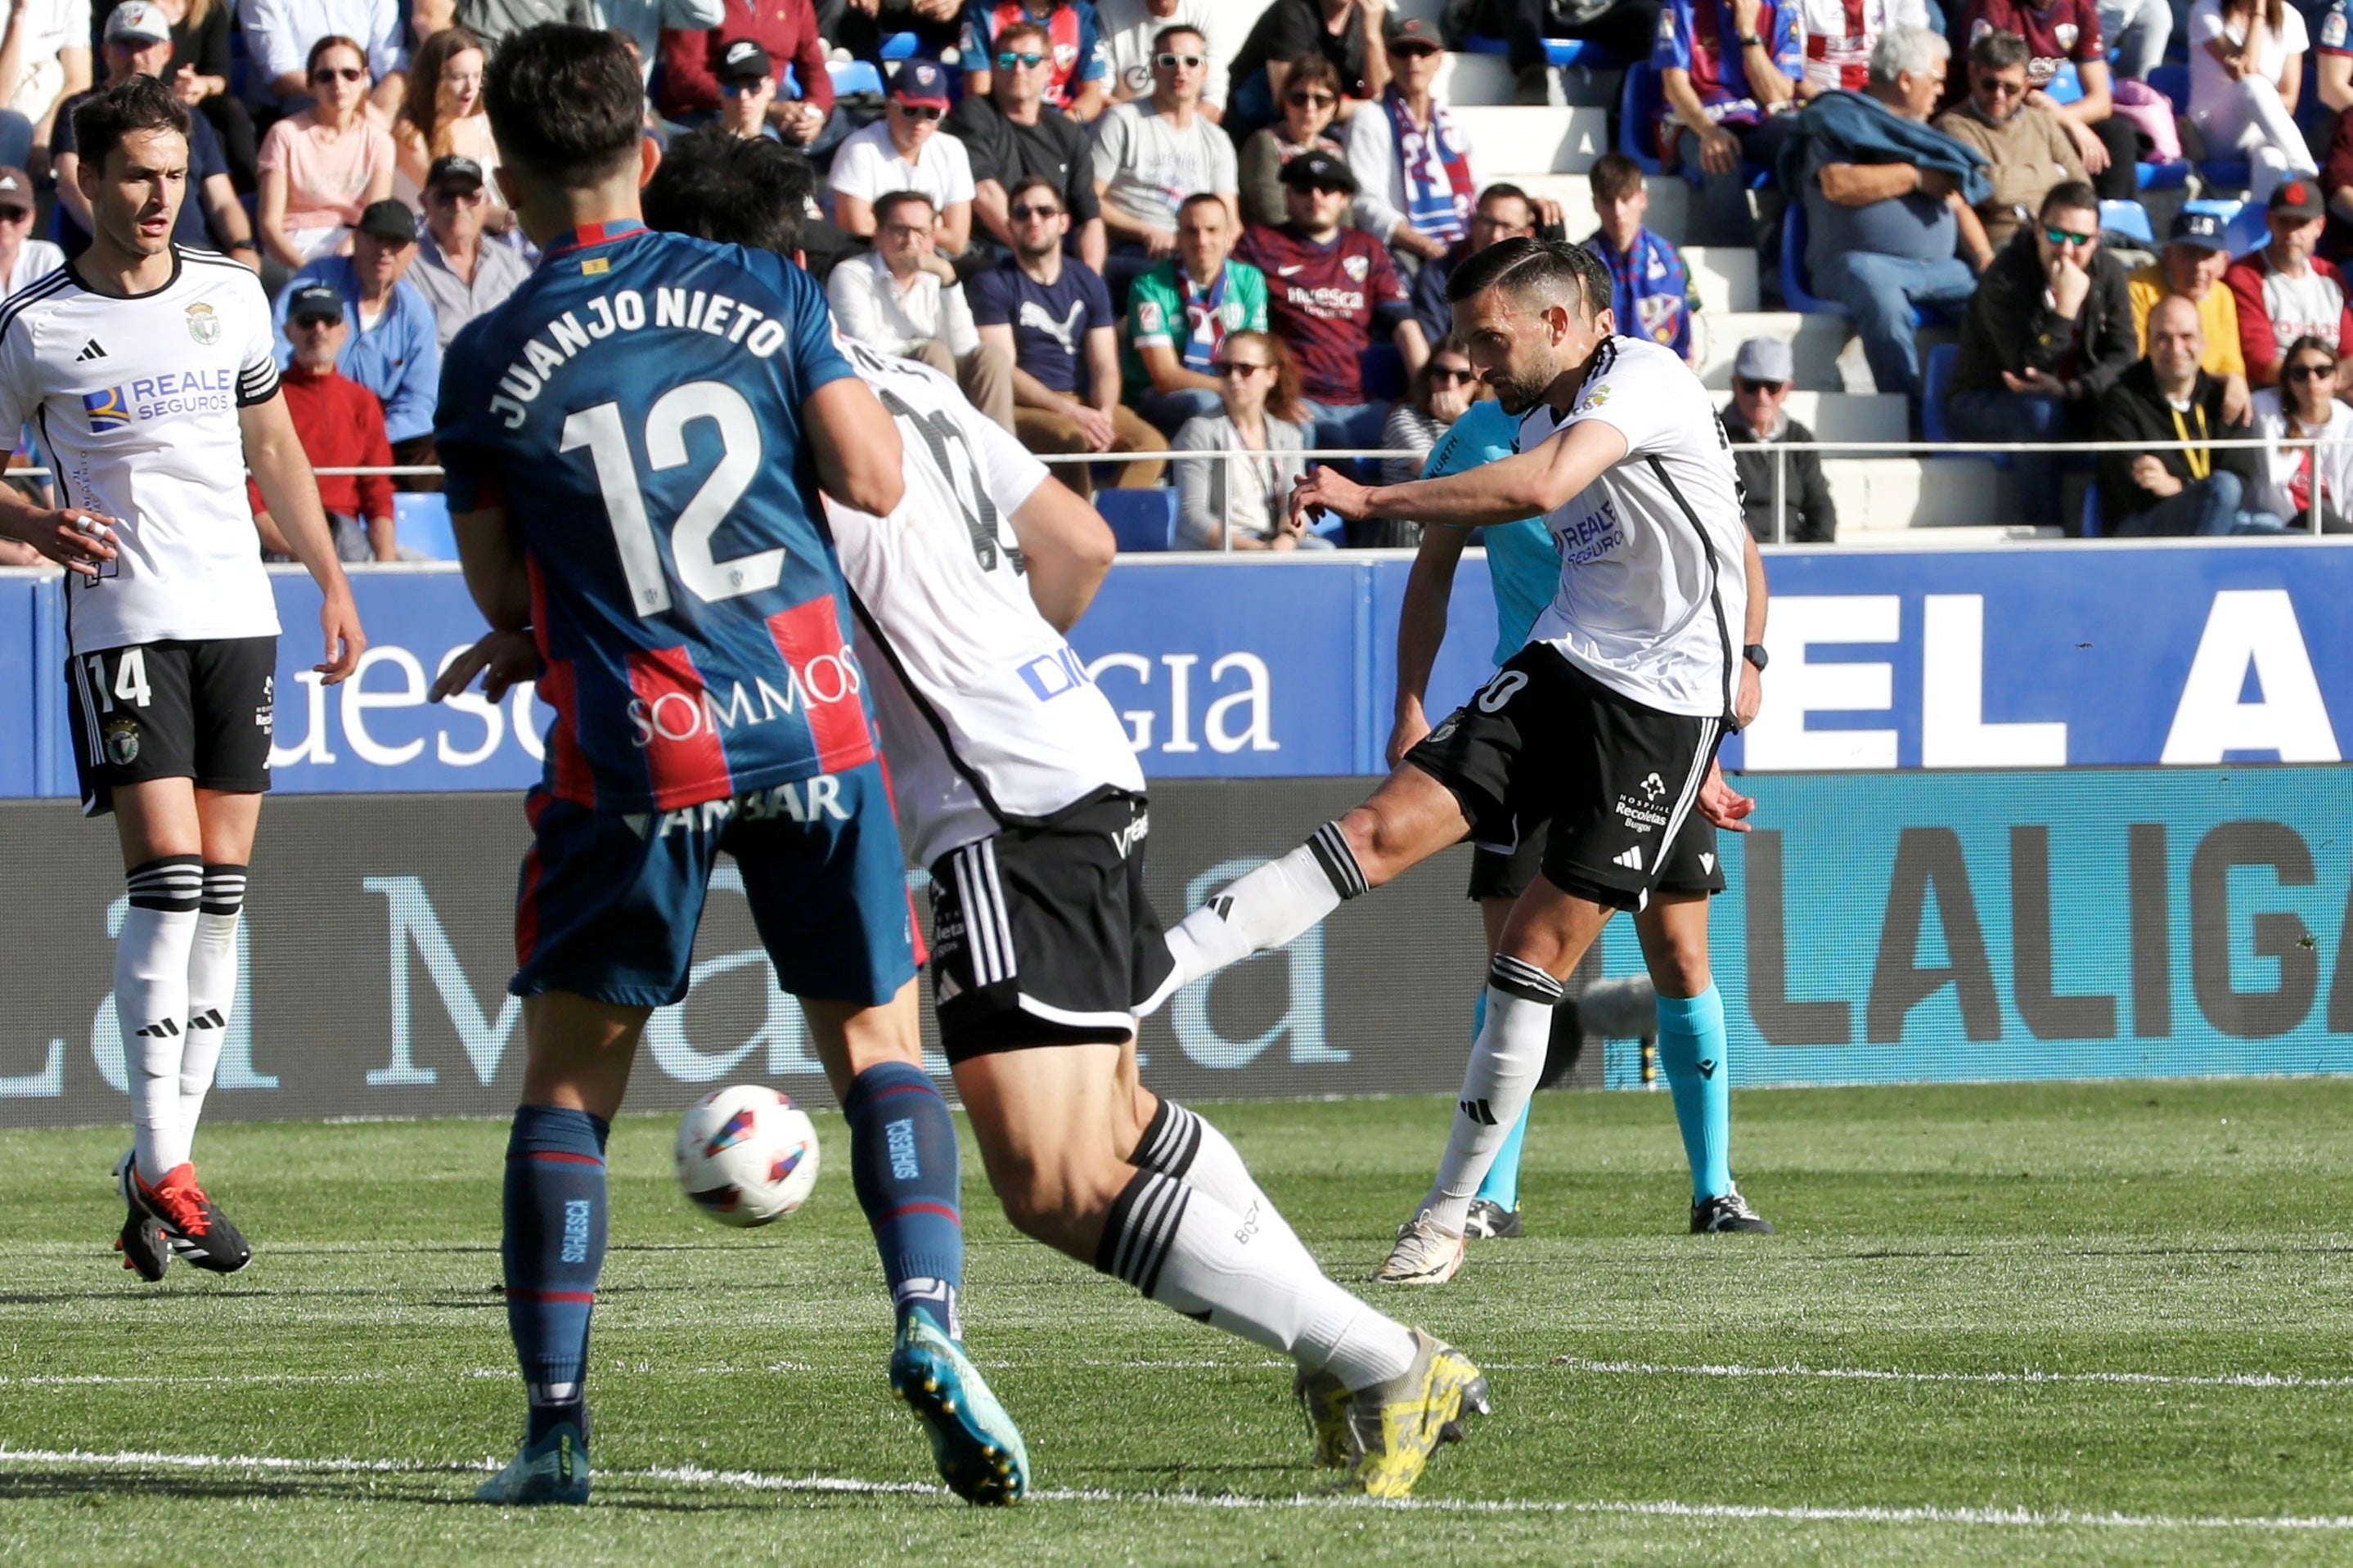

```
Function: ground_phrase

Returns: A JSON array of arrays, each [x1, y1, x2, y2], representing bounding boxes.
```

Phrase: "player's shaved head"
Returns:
[[485, 24, 643, 188], [642, 127, 811, 254], [1446, 236, 1610, 321]]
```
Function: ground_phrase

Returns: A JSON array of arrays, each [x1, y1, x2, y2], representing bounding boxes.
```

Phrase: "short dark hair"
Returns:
[[1006, 174, 1063, 212], [2040, 179, 2099, 219], [641, 127, 809, 254], [996, 18, 1049, 53], [872, 188, 937, 228], [1447, 236, 1611, 320], [70, 74, 191, 177], [485, 24, 643, 187], [1176, 190, 1228, 224], [1968, 29, 2031, 71], [1477, 182, 1535, 220], [1586, 152, 1644, 204], [1153, 23, 1205, 54]]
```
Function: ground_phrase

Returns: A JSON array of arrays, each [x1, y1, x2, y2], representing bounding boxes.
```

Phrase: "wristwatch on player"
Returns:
[[1737, 34, 1766, 47], [1743, 643, 1769, 672]]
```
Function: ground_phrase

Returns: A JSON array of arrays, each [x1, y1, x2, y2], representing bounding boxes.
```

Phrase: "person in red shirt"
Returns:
[[250, 284, 396, 563], [2225, 178, 2353, 384], [659, 0, 833, 143], [1952, 0, 2138, 200]]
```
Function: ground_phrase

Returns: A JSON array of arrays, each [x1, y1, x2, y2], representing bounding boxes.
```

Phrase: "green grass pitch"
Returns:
[[3, 1079, 2351, 1566]]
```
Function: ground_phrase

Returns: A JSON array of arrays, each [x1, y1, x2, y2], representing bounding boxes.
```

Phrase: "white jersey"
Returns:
[[1517, 335, 1748, 720], [0, 248, 283, 656], [826, 342, 1146, 868]]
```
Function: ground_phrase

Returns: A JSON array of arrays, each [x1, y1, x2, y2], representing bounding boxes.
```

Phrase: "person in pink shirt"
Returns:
[[254, 34, 395, 267]]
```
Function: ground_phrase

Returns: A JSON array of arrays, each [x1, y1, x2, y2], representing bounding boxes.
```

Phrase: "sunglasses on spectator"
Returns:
[[720, 79, 768, 95], [2042, 225, 2096, 246], [427, 186, 486, 206], [1286, 90, 1335, 106], [0, 205, 28, 222], [1010, 203, 1063, 220], [290, 313, 340, 329], [1215, 360, 1269, 378], [1155, 52, 1205, 69], [1428, 366, 1473, 384], [1977, 75, 2026, 96], [312, 65, 366, 82], [893, 102, 943, 119], [2285, 360, 2339, 381], [996, 50, 1046, 70], [1734, 377, 1788, 394]]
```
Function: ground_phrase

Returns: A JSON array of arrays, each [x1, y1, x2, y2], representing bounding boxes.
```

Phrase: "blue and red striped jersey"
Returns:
[[436, 222, 875, 813]]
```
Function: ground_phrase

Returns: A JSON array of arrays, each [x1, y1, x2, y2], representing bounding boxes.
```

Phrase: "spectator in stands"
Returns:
[[1793, 0, 1929, 98], [274, 200, 443, 488], [1582, 151, 1697, 362], [1091, 21, 1237, 285], [1409, 180, 1559, 345], [969, 176, 1166, 495], [1471, 0, 1664, 105], [1948, 180, 2135, 528], [452, 0, 588, 56], [412, 0, 453, 39], [0, 168, 60, 294], [141, 0, 254, 190], [255, 282, 397, 561], [2184, 0, 2315, 206], [709, 38, 781, 139], [1100, 0, 1226, 118], [827, 60, 973, 252], [1342, 17, 1473, 277], [2225, 178, 2353, 385], [1797, 28, 1992, 405], [392, 27, 500, 214], [7, 0, 88, 175], [1950, 0, 2136, 203], [2324, 89, 2353, 260], [1653, 0, 1803, 246], [815, 0, 958, 70], [1934, 29, 2085, 250], [961, 0, 1110, 121], [242, 0, 405, 117], [1172, 330, 1326, 550], [2094, 294, 2283, 533], [947, 16, 1107, 270], [658, 0, 829, 142], [407, 154, 524, 348], [256, 35, 398, 270], [2099, 0, 2171, 81], [1236, 52, 1343, 228], [2126, 207, 2247, 413], [1365, 336, 1477, 547], [1226, 0, 1388, 136], [598, 0, 726, 84], [55, 2, 258, 265], [2252, 335, 2353, 529], [1237, 150, 1428, 453], [1123, 191, 1267, 434], [830, 189, 1018, 429], [1720, 335, 1836, 541]]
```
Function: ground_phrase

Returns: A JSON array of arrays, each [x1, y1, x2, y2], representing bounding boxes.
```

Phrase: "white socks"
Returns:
[[1419, 955, 1562, 1235], [1128, 1098, 1311, 1267], [1097, 1169, 1416, 1391], [179, 865, 245, 1135], [1164, 822, 1366, 986], [120, 857, 203, 1179]]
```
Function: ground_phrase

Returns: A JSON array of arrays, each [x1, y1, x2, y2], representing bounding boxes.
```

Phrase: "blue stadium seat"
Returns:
[[1922, 341, 1957, 446], [2081, 483, 2103, 537], [2148, 61, 2187, 112], [395, 492, 457, 560], [829, 60, 884, 98], [1460, 33, 1617, 66], [2099, 198, 2153, 246], [1360, 343, 1406, 401], [880, 31, 919, 61], [2045, 60, 2084, 104], [2136, 159, 2191, 191], [1780, 205, 1949, 325], [1096, 487, 1176, 552], [1619, 65, 1667, 176]]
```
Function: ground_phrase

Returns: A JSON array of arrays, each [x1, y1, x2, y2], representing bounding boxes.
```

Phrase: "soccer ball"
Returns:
[[673, 1085, 821, 1227]]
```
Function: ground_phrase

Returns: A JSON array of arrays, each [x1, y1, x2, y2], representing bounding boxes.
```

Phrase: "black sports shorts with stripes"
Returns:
[[1467, 815, 1725, 903], [66, 637, 276, 817], [926, 788, 1181, 1064], [1407, 641, 1722, 912]]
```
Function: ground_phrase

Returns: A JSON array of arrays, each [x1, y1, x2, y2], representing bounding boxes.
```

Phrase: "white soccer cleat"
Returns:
[[1374, 1211, 1465, 1285]]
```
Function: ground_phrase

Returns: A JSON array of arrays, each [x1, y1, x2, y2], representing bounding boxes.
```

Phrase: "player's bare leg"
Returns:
[[1162, 764, 1472, 986], [110, 779, 260, 1280], [956, 1040, 1487, 1497]]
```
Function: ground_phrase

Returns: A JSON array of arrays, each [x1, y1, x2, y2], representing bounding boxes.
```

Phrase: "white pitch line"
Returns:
[[4, 1446, 2353, 1533], [1545, 1356, 2353, 1391]]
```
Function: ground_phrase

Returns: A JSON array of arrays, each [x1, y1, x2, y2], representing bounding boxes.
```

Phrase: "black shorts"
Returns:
[[66, 637, 277, 818], [1466, 814, 1726, 902], [926, 789, 1180, 1063], [1409, 643, 1722, 912]]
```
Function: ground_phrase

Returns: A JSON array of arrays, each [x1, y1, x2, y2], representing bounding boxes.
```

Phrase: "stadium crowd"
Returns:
[[6, 0, 2353, 555]]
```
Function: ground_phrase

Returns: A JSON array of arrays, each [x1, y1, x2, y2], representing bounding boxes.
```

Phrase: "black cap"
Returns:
[[1280, 149, 1358, 195], [286, 283, 344, 325], [426, 154, 484, 191], [1384, 14, 1444, 51], [356, 199, 418, 243], [718, 38, 772, 83], [2270, 178, 2324, 221], [2167, 208, 2227, 250]]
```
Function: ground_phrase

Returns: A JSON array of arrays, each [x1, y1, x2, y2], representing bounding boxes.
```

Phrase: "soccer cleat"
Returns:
[[889, 1317, 1029, 1505], [111, 1152, 169, 1283], [132, 1162, 253, 1274], [1690, 1188, 1776, 1233], [1343, 1329, 1491, 1499], [1293, 1367, 1353, 1469], [1374, 1211, 1465, 1285], [475, 1421, 591, 1505], [1462, 1198, 1523, 1240]]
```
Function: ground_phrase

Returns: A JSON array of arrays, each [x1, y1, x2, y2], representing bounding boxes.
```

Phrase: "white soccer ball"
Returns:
[[673, 1085, 821, 1228]]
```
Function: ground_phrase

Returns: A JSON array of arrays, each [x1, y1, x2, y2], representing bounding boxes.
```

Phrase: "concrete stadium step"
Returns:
[[1691, 312, 1851, 390], [1509, 173, 1694, 246], [1433, 50, 1622, 107], [1683, 246, 1757, 313], [1824, 457, 2018, 530], [1452, 106, 1608, 173], [1783, 392, 1907, 441]]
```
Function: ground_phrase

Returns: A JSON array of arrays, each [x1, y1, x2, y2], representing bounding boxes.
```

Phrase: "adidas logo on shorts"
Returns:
[[1611, 845, 1644, 871]]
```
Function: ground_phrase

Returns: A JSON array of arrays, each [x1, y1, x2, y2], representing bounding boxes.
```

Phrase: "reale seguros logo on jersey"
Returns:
[[82, 386, 129, 431], [82, 369, 236, 429]]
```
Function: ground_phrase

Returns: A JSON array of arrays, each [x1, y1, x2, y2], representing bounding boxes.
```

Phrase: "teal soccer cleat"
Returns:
[[889, 1318, 1029, 1505], [475, 1422, 590, 1506]]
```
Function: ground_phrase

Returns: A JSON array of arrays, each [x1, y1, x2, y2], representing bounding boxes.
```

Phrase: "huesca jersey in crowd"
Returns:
[[0, 249, 284, 656], [434, 222, 875, 815], [1234, 222, 1410, 405], [827, 341, 1144, 869]]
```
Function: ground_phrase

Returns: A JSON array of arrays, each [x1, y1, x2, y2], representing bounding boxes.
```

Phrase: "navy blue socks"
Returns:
[[844, 1062, 965, 1337], [502, 1104, 608, 1443]]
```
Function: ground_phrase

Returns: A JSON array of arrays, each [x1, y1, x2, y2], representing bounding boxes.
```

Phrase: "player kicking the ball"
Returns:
[[426, 30, 1021, 1507], [1161, 238, 1752, 1285], [0, 76, 363, 1283]]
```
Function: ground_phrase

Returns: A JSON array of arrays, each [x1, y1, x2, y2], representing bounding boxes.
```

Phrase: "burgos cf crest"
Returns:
[[185, 302, 221, 346], [83, 386, 129, 430]]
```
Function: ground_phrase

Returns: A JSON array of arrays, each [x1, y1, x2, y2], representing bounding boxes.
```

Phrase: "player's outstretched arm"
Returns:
[[1389, 522, 1472, 767], [803, 376, 907, 519], [241, 395, 364, 683], [1006, 474, 1117, 633], [1289, 417, 1631, 532]]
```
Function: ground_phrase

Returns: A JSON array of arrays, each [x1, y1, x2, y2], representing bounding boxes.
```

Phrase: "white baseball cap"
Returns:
[[105, 1, 171, 44]]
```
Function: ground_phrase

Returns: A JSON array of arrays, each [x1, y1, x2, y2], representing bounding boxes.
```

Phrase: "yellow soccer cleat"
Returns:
[[1344, 1330, 1491, 1500], [1293, 1367, 1353, 1470]]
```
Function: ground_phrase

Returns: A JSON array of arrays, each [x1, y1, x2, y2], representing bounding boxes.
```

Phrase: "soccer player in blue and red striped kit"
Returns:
[[430, 25, 1025, 1506]]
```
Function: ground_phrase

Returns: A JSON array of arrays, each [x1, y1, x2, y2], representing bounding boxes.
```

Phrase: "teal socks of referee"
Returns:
[[1656, 986, 1733, 1203], [502, 1104, 608, 1444], [844, 1062, 965, 1339]]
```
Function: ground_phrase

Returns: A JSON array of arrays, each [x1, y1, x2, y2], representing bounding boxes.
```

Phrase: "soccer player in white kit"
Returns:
[[1162, 237, 1754, 1285], [0, 77, 364, 1280]]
